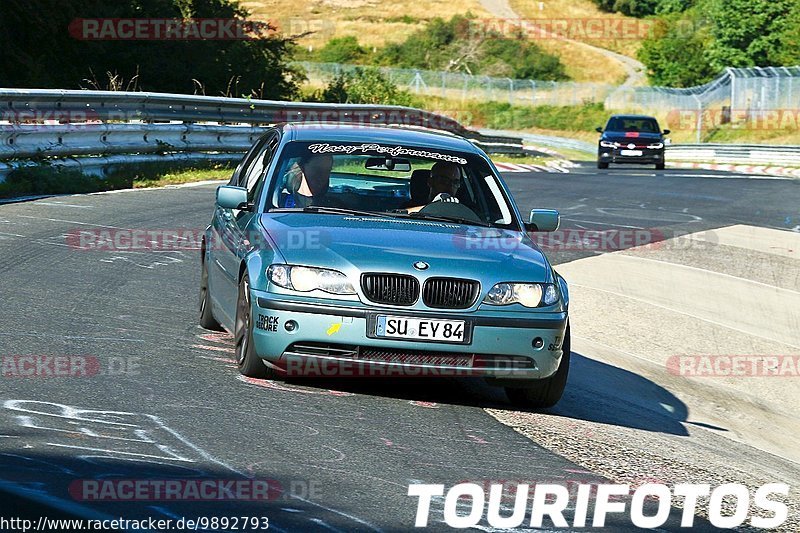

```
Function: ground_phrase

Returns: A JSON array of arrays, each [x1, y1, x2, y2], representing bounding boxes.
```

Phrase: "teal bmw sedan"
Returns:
[[200, 123, 570, 407]]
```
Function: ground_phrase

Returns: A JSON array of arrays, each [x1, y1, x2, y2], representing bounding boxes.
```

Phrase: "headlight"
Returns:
[[483, 283, 559, 307], [600, 141, 618, 148], [647, 142, 664, 149], [267, 264, 356, 295]]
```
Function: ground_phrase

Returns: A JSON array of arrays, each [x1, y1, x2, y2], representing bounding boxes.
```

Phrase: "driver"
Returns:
[[284, 154, 334, 208], [406, 161, 461, 212], [427, 161, 461, 203]]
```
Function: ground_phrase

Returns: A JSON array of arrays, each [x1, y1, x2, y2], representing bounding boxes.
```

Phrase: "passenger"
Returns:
[[284, 154, 334, 208]]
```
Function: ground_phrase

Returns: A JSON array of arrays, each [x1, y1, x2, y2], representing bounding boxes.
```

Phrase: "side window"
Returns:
[[244, 134, 279, 205], [231, 135, 268, 187]]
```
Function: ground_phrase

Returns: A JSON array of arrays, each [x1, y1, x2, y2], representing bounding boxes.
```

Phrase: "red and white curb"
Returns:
[[668, 161, 800, 179], [494, 160, 575, 173]]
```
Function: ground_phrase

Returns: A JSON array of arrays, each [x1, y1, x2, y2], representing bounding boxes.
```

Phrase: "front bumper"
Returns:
[[251, 291, 568, 381], [598, 148, 664, 164]]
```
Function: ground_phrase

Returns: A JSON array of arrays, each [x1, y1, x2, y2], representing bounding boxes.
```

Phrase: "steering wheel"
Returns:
[[418, 200, 484, 224]]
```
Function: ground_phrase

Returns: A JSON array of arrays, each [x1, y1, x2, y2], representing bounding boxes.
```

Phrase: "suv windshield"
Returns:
[[265, 141, 516, 228], [606, 117, 660, 133]]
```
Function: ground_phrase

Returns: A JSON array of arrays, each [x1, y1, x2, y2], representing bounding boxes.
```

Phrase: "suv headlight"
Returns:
[[647, 142, 664, 149], [600, 141, 619, 148], [267, 264, 356, 295], [483, 283, 559, 307]]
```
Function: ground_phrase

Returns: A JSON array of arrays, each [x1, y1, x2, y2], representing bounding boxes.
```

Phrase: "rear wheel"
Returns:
[[199, 256, 222, 330], [505, 324, 570, 409], [597, 161, 609, 169], [234, 273, 272, 378], [655, 162, 665, 170]]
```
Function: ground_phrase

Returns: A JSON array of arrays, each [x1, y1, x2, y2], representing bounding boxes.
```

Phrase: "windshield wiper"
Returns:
[[405, 212, 492, 227], [272, 206, 391, 218]]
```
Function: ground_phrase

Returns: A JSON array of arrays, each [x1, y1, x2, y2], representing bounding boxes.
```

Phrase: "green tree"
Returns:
[[705, 0, 797, 70], [0, 0, 300, 98], [638, 12, 716, 86]]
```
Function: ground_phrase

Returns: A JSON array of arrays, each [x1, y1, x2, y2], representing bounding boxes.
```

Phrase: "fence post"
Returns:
[[693, 94, 703, 143]]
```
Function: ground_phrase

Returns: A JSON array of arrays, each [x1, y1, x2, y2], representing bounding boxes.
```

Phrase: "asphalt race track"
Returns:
[[1, 164, 798, 531]]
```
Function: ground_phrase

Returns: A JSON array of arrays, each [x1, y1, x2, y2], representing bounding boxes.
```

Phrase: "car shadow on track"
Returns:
[[282, 350, 705, 437], [541, 352, 703, 437]]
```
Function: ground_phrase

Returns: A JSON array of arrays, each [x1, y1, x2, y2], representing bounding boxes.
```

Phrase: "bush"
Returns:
[[317, 36, 368, 64], [318, 68, 415, 106], [323, 15, 568, 81]]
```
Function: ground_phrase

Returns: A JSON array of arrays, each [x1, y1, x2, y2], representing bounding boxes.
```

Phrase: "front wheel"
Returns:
[[505, 324, 570, 409], [597, 161, 609, 169], [234, 274, 272, 378], [655, 162, 665, 170]]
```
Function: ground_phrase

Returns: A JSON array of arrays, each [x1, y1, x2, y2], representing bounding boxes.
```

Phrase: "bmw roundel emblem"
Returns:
[[413, 261, 429, 271]]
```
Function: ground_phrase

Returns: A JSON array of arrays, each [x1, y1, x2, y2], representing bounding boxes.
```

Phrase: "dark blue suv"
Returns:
[[596, 115, 670, 170]]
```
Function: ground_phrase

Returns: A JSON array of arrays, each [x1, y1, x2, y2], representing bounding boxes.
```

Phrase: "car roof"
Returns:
[[608, 114, 659, 120], [280, 123, 480, 153]]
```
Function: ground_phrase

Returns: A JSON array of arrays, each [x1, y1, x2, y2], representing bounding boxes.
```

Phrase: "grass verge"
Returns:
[[0, 162, 233, 199]]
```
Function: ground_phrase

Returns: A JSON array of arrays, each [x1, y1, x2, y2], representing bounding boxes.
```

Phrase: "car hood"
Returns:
[[602, 131, 663, 143], [259, 213, 553, 283]]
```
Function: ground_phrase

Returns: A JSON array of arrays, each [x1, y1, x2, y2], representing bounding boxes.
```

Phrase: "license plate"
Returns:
[[375, 315, 466, 343], [620, 149, 642, 156]]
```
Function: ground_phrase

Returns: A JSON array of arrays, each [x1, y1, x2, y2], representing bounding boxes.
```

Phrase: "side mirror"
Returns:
[[216, 185, 248, 210], [525, 209, 560, 232], [662, 129, 671, 135], [595, 127, 603, 133]]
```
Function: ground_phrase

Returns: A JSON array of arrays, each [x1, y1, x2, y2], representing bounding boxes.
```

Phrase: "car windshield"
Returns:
[[265, 140, 517, 228], [606, 117, 660, 133]]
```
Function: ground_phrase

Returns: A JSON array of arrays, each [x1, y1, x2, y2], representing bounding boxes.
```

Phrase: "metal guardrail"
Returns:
[[480, 129, 596, 154], [0, 88, 525, 181], [665, 144, 800, 166]]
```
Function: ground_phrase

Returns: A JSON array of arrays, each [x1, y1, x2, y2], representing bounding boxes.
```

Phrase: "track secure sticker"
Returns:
[[256, 315, 279, 332], [307, 143, 468, 165]]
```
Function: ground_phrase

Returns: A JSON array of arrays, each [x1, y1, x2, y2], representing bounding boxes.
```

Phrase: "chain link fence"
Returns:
[[297, 62, 800, 142], [296, 61, 618, 107], [298, 62, 800, 111]]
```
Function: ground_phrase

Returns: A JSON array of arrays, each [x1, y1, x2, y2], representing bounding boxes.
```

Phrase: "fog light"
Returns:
[[285, 320, 298, 332], [532, 337, 544, 349]]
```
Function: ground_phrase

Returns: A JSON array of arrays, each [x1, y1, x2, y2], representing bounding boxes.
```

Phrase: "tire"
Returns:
[[655, 162, 665, 170], [597, 161, 609, 169], [234, 273, 272, 378], [199, 256, 222, 330], [505, 324, 570, 409]]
